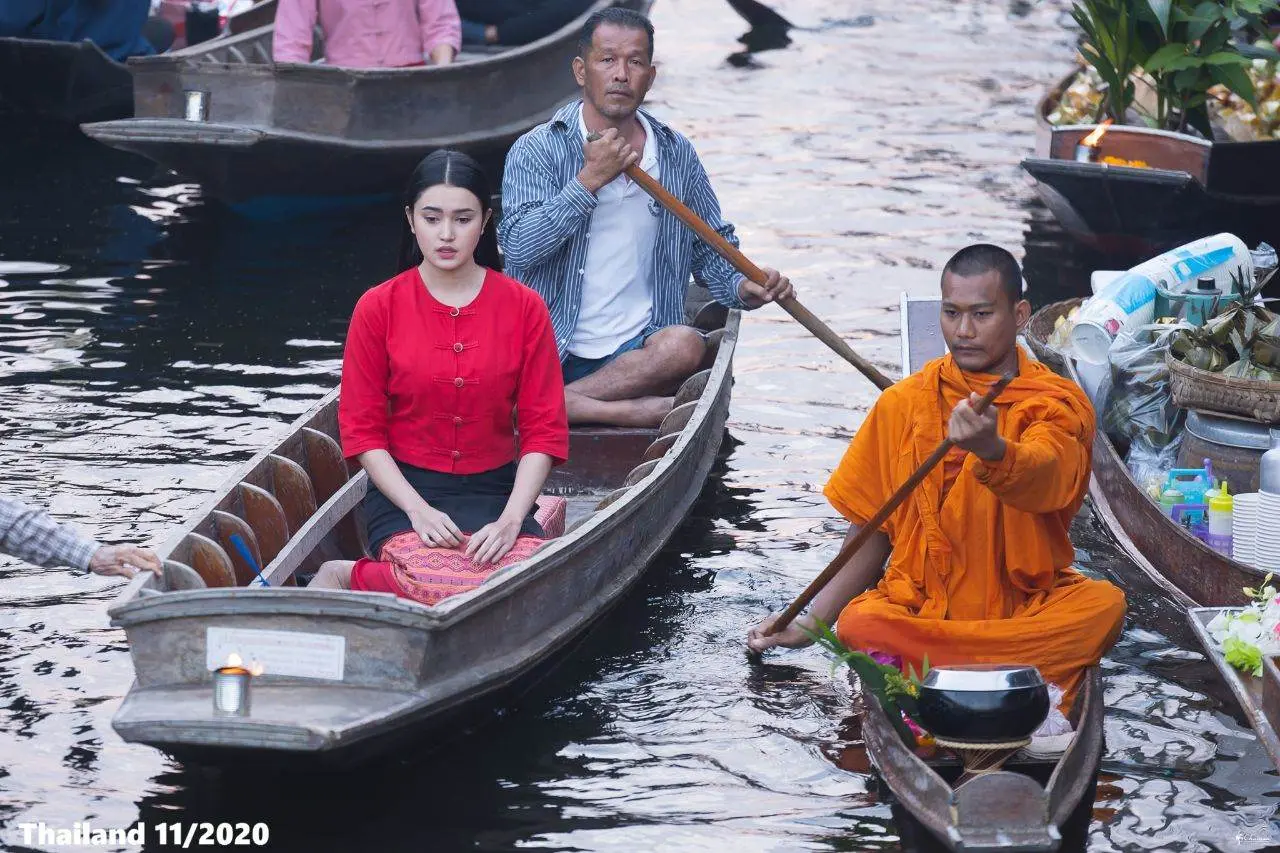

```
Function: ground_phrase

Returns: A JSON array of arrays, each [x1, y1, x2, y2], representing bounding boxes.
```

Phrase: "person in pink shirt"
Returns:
[[273, 0, 461, 68]]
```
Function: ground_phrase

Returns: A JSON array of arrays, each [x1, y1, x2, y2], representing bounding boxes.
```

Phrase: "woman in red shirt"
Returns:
[[310, 150, 568, 604]]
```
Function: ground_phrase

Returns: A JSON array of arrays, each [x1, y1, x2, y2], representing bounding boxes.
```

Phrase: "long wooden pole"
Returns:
[[619, 162, 895, 391], [764, 373, 1014, 636]]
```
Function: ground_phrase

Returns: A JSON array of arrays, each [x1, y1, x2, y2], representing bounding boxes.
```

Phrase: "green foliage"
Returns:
[[1224, 635, 1265, 676], [803, 619, 926, 746], [1071, 0, 1278, 133]]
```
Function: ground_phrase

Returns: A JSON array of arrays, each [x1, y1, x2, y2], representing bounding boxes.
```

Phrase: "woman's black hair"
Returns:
[[398, 149, 502, 272]]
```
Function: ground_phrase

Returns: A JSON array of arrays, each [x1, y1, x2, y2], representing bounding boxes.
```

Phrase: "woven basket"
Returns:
[[1025, 298, 1084, 374], [1167, 351, 1280, 423]]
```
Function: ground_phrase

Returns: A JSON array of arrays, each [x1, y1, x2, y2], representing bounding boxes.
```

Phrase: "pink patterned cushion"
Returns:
[[535, 496, 567, 538], [381, 532, 544, 606]]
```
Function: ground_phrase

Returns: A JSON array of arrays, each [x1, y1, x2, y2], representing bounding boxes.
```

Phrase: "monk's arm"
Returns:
[[968, 415, 1090, 514], [747, 523, 891, 651]]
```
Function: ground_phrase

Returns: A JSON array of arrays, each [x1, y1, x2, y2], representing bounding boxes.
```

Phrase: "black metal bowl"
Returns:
[[916, 664, 1051, 744]]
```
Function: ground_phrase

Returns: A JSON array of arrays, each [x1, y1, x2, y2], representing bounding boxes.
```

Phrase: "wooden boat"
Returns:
[[0, 1, 274, 125], [861, 299, 1103, 852], [1021, 67, 1280, 261], [0, 37, 133, 124], [107, 288, 735, 767], [81, 0, 650, 216], [1188, 608, 1280, 773], [1025, 299, 1270, 607], [860, 670, 1104, 853]]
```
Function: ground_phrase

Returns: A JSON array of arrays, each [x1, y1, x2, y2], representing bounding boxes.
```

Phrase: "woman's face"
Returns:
[[406, 183, 488, 272]]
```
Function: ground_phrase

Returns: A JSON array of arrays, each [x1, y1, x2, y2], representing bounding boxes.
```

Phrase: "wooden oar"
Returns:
[[763, 373, 1015, 637], [587, 141, 895, 391]]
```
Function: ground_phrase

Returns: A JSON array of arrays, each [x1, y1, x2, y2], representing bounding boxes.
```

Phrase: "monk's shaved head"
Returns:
[[941, 244, 1023, 308]]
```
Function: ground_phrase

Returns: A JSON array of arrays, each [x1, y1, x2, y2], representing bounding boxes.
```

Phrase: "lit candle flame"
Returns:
[[1081, 119, 1113, 148], [248, 662, 265, 677], [225, 652, 243, 668]]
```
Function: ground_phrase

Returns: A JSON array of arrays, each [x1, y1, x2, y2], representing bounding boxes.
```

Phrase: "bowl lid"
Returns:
[[920, 664, 1044, 691], [1185, 410, 1271, 450]]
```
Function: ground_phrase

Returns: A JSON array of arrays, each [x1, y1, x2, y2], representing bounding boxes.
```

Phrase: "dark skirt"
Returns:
[[362, 460, 544, 556]]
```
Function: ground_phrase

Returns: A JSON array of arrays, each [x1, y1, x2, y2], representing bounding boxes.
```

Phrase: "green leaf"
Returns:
[[1224, 636, 1264, 677], [1145, 0, 1173, 36], [1145, 42, 1190, 71], [1203, 52, 1252, 67], [1210, 62, 1258, 109]]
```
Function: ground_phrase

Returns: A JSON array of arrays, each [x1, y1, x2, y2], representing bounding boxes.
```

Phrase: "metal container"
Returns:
[[916, 664, 1050, 744], [1074, 143, 1097, 163], [212, 667, 251, 716], [1262, 428, 1280, 495], [1179, 410, 1271, 494], [183, 90, 210, 122]]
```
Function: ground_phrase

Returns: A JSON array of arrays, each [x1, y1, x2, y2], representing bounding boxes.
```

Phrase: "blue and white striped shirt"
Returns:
[[499, 100, 749, 358]]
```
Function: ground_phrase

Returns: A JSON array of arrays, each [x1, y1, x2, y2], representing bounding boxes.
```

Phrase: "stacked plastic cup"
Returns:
[[1257, 492, 1280, 570], [1232, 493, 1259, 567]]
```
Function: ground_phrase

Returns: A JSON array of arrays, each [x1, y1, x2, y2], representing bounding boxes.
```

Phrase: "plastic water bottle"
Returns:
[[1262, 428, 1280, 496], [1206, 483, 1234, 556], [1159, 487, 1185, 517]]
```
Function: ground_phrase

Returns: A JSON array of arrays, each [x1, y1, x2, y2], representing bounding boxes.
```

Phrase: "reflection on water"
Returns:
[[1, 0, 1279, 850]]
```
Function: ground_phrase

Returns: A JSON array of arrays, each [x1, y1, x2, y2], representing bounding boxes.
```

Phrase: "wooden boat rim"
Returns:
[[131, 0, 623, 75], [108, 311, 738, 627]]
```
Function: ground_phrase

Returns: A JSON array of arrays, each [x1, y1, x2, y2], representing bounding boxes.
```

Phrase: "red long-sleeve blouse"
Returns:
[[339, 267, 568, 473]]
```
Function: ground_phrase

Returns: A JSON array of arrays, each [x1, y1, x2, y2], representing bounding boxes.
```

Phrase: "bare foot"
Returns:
[[566, 392, 674, 427]]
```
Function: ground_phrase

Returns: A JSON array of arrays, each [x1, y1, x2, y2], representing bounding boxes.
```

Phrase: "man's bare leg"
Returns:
[[566, 326, 705, 426]]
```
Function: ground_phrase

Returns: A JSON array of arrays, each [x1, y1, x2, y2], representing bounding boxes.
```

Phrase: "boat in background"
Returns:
[[1023, 299, 1267, 607], [1021, 68, 1280, 261], [0, 1, 274, 125], [107, 287, 733, 768], [82, 0, 649, 218]]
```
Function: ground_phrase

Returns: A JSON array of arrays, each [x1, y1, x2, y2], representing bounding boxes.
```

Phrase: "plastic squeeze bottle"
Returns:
[[1206, 483, 1234, 556]]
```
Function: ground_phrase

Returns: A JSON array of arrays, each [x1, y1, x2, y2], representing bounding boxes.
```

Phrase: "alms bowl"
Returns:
[[916, 664, 1050, 744]]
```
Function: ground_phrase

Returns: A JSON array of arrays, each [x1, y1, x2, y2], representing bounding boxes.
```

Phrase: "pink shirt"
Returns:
[[273, 0, 461, 68]]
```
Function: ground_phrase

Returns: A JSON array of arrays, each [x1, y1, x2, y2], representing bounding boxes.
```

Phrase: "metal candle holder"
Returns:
[[213, 666, 251, 716], [184, 90, 210, 122], [1074, 143, 1098, 163]]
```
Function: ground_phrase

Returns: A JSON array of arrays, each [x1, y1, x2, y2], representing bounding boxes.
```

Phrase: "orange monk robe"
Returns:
[[825, 349, 1126, 709]]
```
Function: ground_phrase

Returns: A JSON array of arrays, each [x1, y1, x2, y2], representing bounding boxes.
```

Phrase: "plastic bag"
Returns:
[[1032, 683, 1072, 737], [1104, 322, 1188, 452], [1126, 435, 1182, 486]]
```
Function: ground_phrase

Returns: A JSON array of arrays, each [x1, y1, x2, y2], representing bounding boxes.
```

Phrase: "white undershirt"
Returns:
[[569, 106, 661, 359]]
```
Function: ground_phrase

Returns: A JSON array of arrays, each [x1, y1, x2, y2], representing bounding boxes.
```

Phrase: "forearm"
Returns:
[[498, 175, 596, 268], [358, 451, 430, 515], [805, 524, 891, 626], [501, 453, 553, 525], [970, 433, 1088, 514], [0, 496, 98, 571]]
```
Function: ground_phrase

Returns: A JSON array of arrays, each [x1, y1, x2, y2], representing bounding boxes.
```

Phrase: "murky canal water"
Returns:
[[2, 0, 1278, 850]]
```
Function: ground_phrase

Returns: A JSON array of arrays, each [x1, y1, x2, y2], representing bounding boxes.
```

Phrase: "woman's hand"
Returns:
[[409, 505, 463, 549], [465, 516, 522, 566]]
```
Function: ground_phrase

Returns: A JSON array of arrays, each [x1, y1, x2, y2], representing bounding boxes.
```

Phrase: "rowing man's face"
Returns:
[[573, 24, 656, 121]]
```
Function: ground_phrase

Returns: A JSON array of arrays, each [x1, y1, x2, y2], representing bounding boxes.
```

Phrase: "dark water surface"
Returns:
[[2, 0, 1279, 850]]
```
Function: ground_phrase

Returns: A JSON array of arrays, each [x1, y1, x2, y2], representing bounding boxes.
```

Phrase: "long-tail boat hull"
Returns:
[[108, 290, 734, 767], [81, 0, 649, 214]]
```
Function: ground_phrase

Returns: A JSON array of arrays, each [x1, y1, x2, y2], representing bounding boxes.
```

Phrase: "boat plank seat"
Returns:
[[212, 510, 264, 586], [238, 482, 290, 564], [302, 427, 361, 559], [183, 532, 237, 588]]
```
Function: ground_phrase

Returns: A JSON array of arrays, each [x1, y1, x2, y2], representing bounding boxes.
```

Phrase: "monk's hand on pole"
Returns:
[[585, 133, 895, 392], [758, 373, 1015, 642]]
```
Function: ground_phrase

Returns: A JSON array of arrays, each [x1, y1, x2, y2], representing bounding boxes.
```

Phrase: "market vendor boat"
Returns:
[[1025, 299, 1268, 607], [81, 0, 650, 217], [1021, 67, 1280, 261], [849, 298, 1105, 853], [107, 287, 734, 767]]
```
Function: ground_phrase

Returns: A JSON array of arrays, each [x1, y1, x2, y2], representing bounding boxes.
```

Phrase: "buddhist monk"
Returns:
[[747, 244, 1126, 712]]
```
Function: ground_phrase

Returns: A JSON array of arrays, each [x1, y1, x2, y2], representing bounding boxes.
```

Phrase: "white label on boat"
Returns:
[[206, 627, 346, 681]]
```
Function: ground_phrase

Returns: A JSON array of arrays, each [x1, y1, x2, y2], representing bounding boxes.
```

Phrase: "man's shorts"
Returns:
[[561, 329, 650, 384]]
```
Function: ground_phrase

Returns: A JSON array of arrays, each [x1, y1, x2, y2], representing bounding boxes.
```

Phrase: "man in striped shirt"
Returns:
[[0, 495, 161, 579], [499, 7, 793, 427]]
